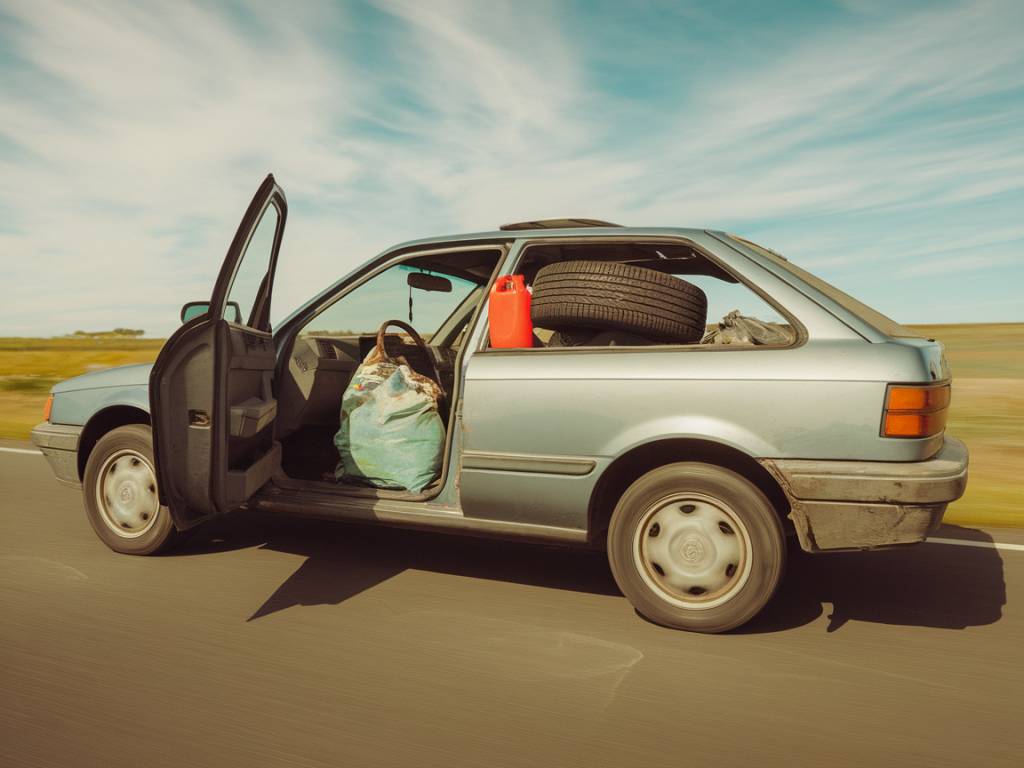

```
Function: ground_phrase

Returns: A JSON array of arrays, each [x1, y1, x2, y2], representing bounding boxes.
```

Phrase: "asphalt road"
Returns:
[[1, 443, 1021, 767]]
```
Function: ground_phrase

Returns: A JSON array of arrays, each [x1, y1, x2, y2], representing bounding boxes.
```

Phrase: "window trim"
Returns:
[[474, 235, 807, 355], [221, 196, 285, 331]]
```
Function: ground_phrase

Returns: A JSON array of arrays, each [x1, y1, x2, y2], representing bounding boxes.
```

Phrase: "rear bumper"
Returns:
[[30, 422, 83, 489], [759, 437, 968, 552]]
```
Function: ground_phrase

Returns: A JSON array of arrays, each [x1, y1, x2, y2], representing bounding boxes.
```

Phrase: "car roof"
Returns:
[[498, 218, 622, 230], [387, 225, 711, 252]]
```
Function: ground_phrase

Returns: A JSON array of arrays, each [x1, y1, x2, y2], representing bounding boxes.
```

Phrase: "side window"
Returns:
[[302, 264, 478, 343], [226, 203, 280, 328], [681, 274, 787, 327], [497, 242, 794, 349], [681, 274, 793, 346]]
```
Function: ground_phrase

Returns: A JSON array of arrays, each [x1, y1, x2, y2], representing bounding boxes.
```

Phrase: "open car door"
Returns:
[[150, 174, 286, 529]]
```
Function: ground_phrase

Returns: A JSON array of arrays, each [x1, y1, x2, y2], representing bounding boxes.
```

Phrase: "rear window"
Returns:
[[729, 236, 920, 339]]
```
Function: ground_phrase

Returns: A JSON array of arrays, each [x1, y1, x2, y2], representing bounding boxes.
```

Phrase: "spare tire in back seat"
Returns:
[[531, 260, 708, 343]]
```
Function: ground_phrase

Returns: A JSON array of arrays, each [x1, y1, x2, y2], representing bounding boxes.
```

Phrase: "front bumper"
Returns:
[[30, 422, 83, 489], [759, 437, 968, 552]]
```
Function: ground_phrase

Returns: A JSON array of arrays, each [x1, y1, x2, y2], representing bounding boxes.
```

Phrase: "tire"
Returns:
[[531, 260, 708, 343], [82, 424, 183, 555], [607, 462, 785, 633]]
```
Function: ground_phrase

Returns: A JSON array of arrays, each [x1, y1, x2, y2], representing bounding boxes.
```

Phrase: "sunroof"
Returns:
[[499, 218, 622, 231]]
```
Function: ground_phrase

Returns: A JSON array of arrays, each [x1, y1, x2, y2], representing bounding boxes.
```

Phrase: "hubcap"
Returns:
[[633, 493, 752, 610], [95, 449, 160, 538]]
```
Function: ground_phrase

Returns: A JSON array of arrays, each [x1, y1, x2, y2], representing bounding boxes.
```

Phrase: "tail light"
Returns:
[[882, 383, 950, 438], [42, 394, 54, 422]]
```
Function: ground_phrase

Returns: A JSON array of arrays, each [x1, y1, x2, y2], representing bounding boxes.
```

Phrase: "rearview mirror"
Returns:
[[181, 301, 243, 324], [407, 272, 452, 293]]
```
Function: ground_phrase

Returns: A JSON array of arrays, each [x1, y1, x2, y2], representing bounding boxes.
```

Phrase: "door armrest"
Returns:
[[230, 397, 277, 438]]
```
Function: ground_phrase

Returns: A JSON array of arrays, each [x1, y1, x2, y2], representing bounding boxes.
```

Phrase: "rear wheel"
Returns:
[[607, 462, 785, 632], [82, 424, 183, 555]]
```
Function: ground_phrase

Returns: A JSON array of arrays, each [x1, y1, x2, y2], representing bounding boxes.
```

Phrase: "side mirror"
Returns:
[[180, 301, 243, 324], [407, 272, 452, 293]]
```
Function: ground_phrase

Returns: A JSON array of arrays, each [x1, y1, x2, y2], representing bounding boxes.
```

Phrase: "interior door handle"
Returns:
[[189, 410, 211, 427]]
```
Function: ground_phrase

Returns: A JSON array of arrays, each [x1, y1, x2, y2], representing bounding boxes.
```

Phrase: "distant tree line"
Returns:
[[70, 328, 146, 337]]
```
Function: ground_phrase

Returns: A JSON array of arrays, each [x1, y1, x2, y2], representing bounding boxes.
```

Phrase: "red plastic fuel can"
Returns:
[[488, 274, 533, 348]]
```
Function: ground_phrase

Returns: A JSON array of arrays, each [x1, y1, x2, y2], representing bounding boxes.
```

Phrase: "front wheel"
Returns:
[[82, 424, 183, 555], [607, 462, 785, 633]]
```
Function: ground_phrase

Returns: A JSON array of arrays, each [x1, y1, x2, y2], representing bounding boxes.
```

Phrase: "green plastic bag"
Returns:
[[334, 323, 445, 492]]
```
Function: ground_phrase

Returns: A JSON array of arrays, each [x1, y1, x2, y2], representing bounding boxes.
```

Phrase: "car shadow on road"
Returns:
[[176, 512, 621, 621], [741, 525, 1007, 633], [175, 515, 1006, 632]]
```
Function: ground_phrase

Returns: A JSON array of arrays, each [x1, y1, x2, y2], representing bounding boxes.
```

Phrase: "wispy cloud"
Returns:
[[0, 0, 1021, 335], [0, 0, 365, 333], [896, 250, 1020, 277]]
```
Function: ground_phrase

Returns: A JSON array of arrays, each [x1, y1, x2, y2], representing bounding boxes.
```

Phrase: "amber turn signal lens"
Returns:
[[887, 385, 950, 412], [42, 394, 54, 422], [882, 383, 950, 438], [884, 410, 948, 438]]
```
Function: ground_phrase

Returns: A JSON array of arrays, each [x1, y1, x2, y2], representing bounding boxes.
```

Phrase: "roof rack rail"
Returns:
[[499, 218, 622, 231]]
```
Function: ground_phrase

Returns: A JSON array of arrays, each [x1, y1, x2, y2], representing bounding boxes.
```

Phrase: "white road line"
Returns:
[[0, 447, 42, 456], [928, 537, 1024, 553]]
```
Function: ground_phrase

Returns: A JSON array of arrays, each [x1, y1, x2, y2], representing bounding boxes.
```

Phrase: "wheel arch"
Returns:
[[587, 437, 790, 546], [77, 405, 151, 480]]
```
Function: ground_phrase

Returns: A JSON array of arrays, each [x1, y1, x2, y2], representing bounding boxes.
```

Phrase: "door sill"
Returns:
[[249, 485, 587, 545], [272, 473, 440, 503]]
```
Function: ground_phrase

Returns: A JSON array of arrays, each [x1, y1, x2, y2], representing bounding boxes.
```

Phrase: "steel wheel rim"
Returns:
[[94, 449, 160, 538], [632, 492, 753, 610]]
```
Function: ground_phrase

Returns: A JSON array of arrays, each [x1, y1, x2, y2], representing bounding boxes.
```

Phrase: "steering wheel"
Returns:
[[375, 319, 444, 397]]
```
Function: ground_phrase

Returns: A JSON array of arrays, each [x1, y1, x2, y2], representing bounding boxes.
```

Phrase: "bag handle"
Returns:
[[375, 320, 444, 397]]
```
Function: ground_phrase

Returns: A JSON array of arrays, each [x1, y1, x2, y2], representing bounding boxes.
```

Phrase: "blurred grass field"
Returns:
[[0, 337, 164, 440], [1, 324, 1020, 527], [906, 323, 1023, 528]]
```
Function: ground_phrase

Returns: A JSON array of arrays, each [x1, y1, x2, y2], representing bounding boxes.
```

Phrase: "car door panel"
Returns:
[[220, 322, 279, 506], [150, 319, 217, 525], [151, 174, 286, 528], [458, 350, 603, 532]]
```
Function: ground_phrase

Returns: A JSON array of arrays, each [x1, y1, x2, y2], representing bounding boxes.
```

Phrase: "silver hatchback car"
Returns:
[[32, 175, 968, 633]]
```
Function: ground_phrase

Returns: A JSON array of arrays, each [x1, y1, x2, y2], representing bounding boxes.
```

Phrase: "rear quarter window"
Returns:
[[729, 236, 921, 339]]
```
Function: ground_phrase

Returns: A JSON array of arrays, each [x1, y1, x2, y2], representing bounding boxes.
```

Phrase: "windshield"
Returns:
[[299, 264, 479, 343]]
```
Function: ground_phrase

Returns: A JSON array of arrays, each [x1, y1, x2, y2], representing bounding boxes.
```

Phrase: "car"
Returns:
[[31, 174, 969, 633]]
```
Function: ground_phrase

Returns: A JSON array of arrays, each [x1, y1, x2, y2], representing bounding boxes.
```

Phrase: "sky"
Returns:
[[0, 0, 1021, 337]]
